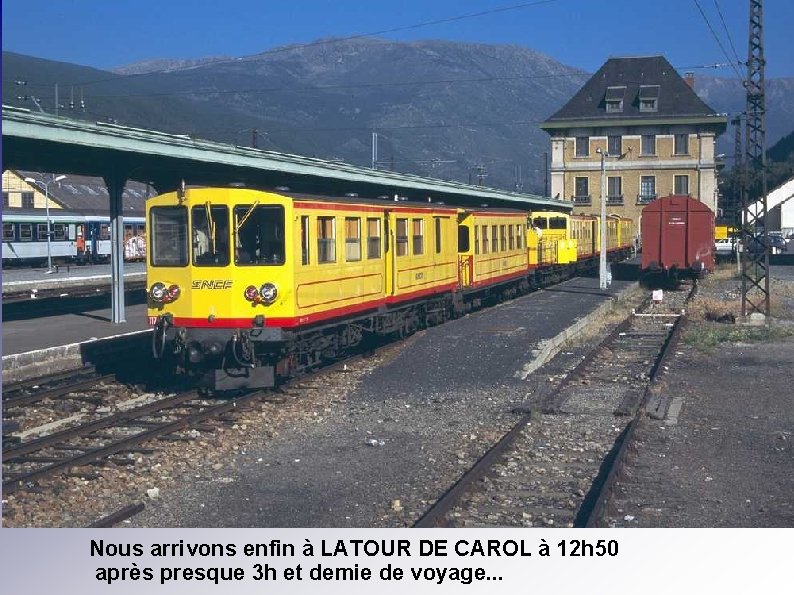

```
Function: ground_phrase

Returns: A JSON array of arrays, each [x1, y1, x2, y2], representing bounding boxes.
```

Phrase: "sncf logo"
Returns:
[[192, 280, 234, 290]]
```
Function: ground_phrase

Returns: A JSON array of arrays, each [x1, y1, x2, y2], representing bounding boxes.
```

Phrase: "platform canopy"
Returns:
[[2, 105, 568, 211]]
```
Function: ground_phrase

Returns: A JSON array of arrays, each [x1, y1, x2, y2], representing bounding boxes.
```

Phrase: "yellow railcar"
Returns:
[[147, 187, 462, 389], [458, 209, 529, 289]]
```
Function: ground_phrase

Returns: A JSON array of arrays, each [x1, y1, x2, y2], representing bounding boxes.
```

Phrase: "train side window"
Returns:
[[100, 224, 111, 240], [482, 226, 489, 254], [500, 225, 507, 251], [457, 225, 470, 253], [412, 218, 424, 255], [317, 216, 336, 263], [508, 225, 515, 250], [124, 223, 133, 239], [345, 217, 361, 262], [434, 217, 442, 254], [3, 223, 15, 241], [533, 217, 547, 229], [53, 223, 67, 240], [517, 224, 523, 249], [366, 218, 381, 259], [396, 218, 408, 257], [20, 224, 32, 241], [301, 216, 310, 265], [37, 223, 48, 240], [474, 226, 479, 255], [491, 225, 498, 253]]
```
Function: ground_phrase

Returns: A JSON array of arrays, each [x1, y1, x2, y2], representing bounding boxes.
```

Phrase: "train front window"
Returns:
[[193, 204, 230, 266], [234, 205, 285, 265], [150, 206, 188, 267]]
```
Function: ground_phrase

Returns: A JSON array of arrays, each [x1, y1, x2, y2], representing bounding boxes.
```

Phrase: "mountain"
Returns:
[[3, 40, 793, 193]]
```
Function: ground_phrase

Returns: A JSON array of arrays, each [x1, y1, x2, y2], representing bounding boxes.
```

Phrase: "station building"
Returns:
[[540, 56, 728, 229]]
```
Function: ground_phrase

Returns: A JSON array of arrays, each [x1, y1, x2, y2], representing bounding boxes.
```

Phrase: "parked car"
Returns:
[[715, 237, 736, 257], [768, 232, 788, 254]]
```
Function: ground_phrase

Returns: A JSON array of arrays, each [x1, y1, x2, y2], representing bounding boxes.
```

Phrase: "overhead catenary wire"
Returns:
[[712, 0, 744, 72], [691, 0, 745, 81]]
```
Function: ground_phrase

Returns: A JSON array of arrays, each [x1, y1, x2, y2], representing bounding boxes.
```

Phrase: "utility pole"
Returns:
[[371, 132, 378, 169], [596, 148, 609, 290], [544, 152, 549, 196], [476, 164, 487, 186], [252, 128, 258, 149], [741, 0, 769, 319]]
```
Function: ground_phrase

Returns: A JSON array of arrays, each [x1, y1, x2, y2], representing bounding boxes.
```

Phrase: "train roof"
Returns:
[[1, 208, 86, 221], [166, 186, 544, 217]]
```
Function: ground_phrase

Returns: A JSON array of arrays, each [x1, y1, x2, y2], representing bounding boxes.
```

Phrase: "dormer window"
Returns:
[[605, 86, 626, 113], [638, 85, 660, 112]]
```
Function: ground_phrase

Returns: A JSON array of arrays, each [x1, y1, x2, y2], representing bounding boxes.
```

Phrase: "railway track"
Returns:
[[415, 283, 694, 528], [1, 345, 385, 498]]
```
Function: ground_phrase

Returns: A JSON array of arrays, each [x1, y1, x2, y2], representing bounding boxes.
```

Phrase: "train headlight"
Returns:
[[168, 284, 181, 300], [149, 282, 167, 303], [244, 285, 259, 301], [260, 282, 278, 304]]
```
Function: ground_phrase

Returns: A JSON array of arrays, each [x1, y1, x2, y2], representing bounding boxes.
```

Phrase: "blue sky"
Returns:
[[2, 0, 793, 78]]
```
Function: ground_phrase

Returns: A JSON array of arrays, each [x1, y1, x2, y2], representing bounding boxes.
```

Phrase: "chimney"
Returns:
[[684, 72, 695, 89]]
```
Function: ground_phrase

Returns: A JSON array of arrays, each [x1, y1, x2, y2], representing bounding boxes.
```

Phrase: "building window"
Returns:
[[608, 135, 622, 156], [674, 134, 689, 155], [675, 175, 690, 195], [575, 136, 589, 157], [412, 218, 424, 255], [396, 218, 408, 257], [317, 216, 336, 263], [607, 177, 622, 199], [604, 86, 626, 113], [2, 192, 9, 208], [638, 85, 660, 112], [639, 176, 656, 203], [366, 218, 381, 259], [3, 223, 15, 241], [574, 177, 589, 199], [641, 134, 656, 156], [21, 191, 34, 209], [345, 217, 361, 261]]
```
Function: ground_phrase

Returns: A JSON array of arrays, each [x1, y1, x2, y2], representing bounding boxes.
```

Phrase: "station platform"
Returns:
[[1, 262, 146, 300]]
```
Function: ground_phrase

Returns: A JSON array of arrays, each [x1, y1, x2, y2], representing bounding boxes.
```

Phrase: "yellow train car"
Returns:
[[569, 214, 597, 259], [458, 209, 529, 289], [147, 187, 460, 389]]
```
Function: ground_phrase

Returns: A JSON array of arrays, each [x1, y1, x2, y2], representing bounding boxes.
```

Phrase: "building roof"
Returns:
[[13, 170, 153, 216], [541, 56, 726, 128]]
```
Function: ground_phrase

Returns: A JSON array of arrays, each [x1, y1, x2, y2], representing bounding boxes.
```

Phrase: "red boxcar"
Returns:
[[641, 195, 714, 278]]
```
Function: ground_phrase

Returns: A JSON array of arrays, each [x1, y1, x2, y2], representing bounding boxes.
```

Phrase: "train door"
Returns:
[[76, 224, 87, 263], [384, 211, 394, 296]]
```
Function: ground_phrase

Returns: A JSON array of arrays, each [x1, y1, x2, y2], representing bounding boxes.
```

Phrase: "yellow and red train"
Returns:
[[146, 187, 632, 390]]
